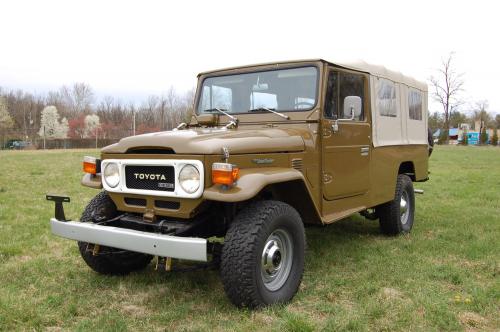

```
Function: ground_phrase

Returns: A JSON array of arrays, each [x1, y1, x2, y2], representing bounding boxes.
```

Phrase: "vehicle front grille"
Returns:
[[125, 165, 175, 192], [124, 197, 147, 207], [155, 200, 180, 210]]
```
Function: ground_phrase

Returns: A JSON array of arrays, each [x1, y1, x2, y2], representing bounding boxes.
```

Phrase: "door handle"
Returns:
[[360, 147, 369, 156], [331, 122, 339, 133]]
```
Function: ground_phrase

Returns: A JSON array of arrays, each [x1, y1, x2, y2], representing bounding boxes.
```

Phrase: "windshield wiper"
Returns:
[[204, 108, 239, 123], [248, 107, 290, 120]]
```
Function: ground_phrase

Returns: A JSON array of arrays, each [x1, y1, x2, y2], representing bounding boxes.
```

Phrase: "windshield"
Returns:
[[197, 66, 318, 115]]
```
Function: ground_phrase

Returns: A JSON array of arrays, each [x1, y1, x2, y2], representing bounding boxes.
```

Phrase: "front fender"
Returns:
[[203, 167, 304, 202], [81, 173, 103, 189]]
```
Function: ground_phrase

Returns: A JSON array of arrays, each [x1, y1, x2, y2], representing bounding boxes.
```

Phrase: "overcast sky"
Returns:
[[1, 0, 498, 113]]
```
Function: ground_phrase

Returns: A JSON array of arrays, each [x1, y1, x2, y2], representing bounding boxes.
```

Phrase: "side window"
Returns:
[[339, 72, 365, 120], [324, 71, 338, 118], [408, 89, 423, 120], [377, 79, 397, 117], [324, 71, 365, 120]]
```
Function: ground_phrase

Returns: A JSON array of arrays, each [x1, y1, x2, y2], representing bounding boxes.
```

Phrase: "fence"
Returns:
[[33, 138, 119, 149]]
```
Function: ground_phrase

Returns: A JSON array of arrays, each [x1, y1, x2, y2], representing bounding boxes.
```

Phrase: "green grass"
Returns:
[[0, 146, 499, 331]]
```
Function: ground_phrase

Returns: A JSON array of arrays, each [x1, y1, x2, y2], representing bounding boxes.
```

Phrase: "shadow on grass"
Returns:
[[110, 215, 379, 281]]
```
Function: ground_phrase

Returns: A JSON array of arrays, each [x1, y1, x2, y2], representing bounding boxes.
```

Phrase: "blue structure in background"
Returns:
[[433, 128, 459, 138], [464, 132, 480, 145], [433, 128, 489, 145]]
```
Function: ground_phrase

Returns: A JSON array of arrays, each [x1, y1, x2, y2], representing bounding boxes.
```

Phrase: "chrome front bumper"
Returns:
[[50, 218, 207, 262]]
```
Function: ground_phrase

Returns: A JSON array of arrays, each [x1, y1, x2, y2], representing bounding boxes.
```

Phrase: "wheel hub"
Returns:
[[261, 229, 293, 291], [400, 191, 410, 225], [262, 240, 282, 276]]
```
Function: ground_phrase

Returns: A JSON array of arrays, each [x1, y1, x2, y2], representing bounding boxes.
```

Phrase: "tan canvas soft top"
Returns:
[[323, 59, 427, 92]]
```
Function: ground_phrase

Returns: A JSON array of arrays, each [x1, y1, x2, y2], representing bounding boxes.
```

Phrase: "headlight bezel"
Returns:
[[100, 159, 204, 199]]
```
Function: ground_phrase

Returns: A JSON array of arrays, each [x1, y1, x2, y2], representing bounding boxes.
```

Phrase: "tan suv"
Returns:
[[48, 59, 430, 308]]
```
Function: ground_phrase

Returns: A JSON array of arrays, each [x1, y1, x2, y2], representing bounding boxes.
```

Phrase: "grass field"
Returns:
[[0, 146, 499, 331]]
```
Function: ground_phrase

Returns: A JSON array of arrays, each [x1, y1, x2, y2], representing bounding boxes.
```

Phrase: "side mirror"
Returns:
[[343, 96, 362, 120]]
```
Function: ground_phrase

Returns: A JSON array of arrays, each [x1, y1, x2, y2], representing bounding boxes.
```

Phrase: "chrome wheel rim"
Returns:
[[261, 228, 293, 291], [400, 191, 410, 225]]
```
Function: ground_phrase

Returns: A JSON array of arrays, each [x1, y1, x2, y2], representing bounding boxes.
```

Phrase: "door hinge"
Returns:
[[322, 173, 333, 184]]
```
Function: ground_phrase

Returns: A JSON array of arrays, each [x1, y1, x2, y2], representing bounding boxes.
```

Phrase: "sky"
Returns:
[[1, 0, 498, 113]]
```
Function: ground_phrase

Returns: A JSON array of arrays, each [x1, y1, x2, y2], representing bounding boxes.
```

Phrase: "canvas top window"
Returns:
[[377, 79, 398, 117], [197, 66, 318, 114], [408, 89, 423, 121]]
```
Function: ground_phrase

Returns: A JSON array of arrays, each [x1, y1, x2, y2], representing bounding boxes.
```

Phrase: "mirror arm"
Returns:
[[331, 108, 355, 133]]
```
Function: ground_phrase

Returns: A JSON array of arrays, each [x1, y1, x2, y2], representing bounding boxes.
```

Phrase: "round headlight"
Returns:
[[179, 164, 200, 194], [103, 163, 120, 188]]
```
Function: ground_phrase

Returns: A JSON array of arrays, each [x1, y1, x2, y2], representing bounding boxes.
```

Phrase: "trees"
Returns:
[[438, 129, 448, 145], [2, 83, 195, 144], [429, 53, 464, 143], [472, 101, 494, 146], [492, 129, 498, 146], [472, 101, 493, 128], [461, 131, 468, 145], [59, 117, 69, 139], [38, 106, 68, 139], [449, 110, 468, 129], [0, 97, 14, 148], [480, 127, 488, 145], [60, 83, 94, 116], [84, 114, 100, 138], [428, 111, 443, 134]]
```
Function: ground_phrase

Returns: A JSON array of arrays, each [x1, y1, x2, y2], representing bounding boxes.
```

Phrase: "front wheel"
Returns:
[[377, 174, 415, 235], [78, 191, 153, 275], [220, 200, 305, 308]]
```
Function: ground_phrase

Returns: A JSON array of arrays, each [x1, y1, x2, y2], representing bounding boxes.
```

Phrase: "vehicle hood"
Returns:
[[102, 127, 306, 154]]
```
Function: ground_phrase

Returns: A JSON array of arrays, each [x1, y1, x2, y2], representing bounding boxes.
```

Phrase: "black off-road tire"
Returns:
[[78, 191, 153, 275], [377, 174, 415, 235], [220, 200, 305, 308]]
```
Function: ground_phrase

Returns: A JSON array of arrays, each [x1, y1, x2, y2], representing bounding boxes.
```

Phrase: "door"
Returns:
[[322, 69, 371, 200]]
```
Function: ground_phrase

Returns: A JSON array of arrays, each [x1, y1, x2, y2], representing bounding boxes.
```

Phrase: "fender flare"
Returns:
[[81, 173, 103, 189], [203, 167, 305, 203]]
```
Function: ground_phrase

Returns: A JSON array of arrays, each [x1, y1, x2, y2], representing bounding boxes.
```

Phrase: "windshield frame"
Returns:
[[194, 64, 321, 116]]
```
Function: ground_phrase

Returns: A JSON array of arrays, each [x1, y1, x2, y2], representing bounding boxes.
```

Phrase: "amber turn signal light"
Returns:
[[83, 156, 97, 174], [212, 162, 240, 186]]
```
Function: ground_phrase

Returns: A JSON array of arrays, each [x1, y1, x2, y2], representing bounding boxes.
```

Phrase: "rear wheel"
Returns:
[[377, 175, 415, 235], [220, 200, 305, 308], [78, 191, 153, 275]]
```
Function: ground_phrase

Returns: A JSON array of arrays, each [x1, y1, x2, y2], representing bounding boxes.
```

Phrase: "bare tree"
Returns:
[[182, 88, 196, 122], [0, 96, 14, 147], [158, 95, 168, 131], [165, 86, 178, 129], [429, 53, 464, 143], [60, 83, 94, 115], [100, 96, 114, 113], [472, 100, 493, 131], [142, 95, 159, 127]]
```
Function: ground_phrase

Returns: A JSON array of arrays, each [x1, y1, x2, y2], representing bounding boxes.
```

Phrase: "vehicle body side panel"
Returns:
[[368, 145, 428, 206]]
